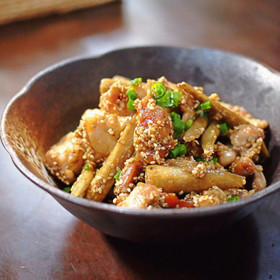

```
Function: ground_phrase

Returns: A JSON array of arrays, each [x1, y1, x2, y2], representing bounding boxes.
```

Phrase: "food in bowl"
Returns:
[[44, 75, 269, 209]]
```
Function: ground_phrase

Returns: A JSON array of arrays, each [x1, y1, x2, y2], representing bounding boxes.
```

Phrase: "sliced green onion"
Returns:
[[220, 122, 229, 136], [170, 112, 185, 135], [150, 82, 181, 108], [150, 82, 166, 99], [156, 91, 181, 108], [83, 164, 90, 171], [127, 88, 137, 100], [169, 144, 187, 158], [126, 88, 138, 111], [185, 119, 193, 130], [200, 101, 212, 110], [169, 91, 181, 107], [228, 196, 240, 202], [130, 77, 142, 86], [63, 186, 71, 193], [114, 170, 122, 180], [127, 99, 135, 111], [195, 157, 206, 162], [212, 157, 218, 164]]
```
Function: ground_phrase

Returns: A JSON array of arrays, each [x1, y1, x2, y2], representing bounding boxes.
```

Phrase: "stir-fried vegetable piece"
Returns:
[[126, 88, 138, 110], [200, 101, 212, 110], [183, 115, 208, 142], [150, 82, 181, 108], [201, 120, 220, 156], [145, 165, 246, 193], [169, 144, 187, 158], [130, 77, 142, 86], [114, 170, 122, 180], [86, 116, 136, 202], [219, 122, 229, 136], [71, 162, 95, 197], [170, 112, 186, 136], [228, 196, 240, 202]]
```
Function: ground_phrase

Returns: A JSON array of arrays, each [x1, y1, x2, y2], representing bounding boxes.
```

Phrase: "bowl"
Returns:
[[1, 46, 280, 243]]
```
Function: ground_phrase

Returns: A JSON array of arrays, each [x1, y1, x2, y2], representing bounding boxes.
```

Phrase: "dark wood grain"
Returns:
[[0, 0, 279, 279]]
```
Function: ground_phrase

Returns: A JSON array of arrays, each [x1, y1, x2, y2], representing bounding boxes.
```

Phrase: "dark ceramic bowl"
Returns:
[[1, 46, 280, 242]]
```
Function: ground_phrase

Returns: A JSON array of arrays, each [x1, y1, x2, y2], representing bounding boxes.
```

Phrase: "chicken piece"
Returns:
[[230, 157, 266, 192], [99, 78, 116, 94], [230, 157, 255, 176], [134, 96, 177, 164], [45, 132, 84, 185], [229, 124, 264, 156], [252, 165, 267, 191], [117, 183, 161, 209], [99, 76, 131, 94], [99, 78, 149, 116], [184, 186, 227, 207], [224, 188, 251, 199], [78, 109, 130, 164], [216, 142, 237, 167], [132, 79, 152, 100], [99, 80, 131, 116]]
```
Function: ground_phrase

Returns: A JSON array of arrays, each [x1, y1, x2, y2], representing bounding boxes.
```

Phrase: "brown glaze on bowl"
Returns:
[[1, 46, 280, 242]]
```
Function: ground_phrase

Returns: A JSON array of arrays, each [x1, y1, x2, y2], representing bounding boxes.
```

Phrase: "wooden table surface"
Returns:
[[0, 1, 279, 279]]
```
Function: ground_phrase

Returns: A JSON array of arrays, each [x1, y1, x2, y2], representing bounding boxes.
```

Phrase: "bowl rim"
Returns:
[[1, 45, 280, 218]]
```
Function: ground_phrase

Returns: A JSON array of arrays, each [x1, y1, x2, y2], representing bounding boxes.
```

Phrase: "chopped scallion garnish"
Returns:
[[195, 157, 218, 164], [195, 157, 206, 162], [126, 87, 138, 111], [169, 144, 187, 158], [170, 112, 185, 136], [127, 99, 135, 111], [150, 82, 166, 99], [114, 170, 122, 180], [83, 164, 90, 171], [150, 82, 181, 108], [63, 187, 71, 193], [228, 196, 240, 202], [156, 91, 181, 108], [220, 122, 229, 136], [200, 101, 212, 110], [185, 119, 193, 130], [212, 157, 218, 164], [130, 77, 142, 86], [127, 88, 137, 100]]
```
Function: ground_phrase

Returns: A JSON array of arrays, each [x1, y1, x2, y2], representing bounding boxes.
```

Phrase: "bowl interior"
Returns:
[[2, 46, 280, 200]]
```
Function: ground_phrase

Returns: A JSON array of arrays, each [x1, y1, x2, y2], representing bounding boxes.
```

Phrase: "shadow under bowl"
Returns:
[[1, 46, 280, 242]]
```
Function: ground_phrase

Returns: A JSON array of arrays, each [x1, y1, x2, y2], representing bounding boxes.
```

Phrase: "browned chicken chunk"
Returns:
[[45, 132, 84, 185]]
